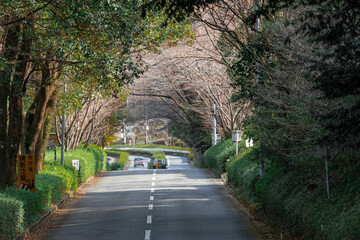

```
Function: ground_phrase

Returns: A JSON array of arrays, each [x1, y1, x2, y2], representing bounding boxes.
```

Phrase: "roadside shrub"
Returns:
[[0, 145, 106, 238], [87, 144, 107, 172], [106, 150, 121, 158], [148, 161, 154, 169], [226, 147, 259, 202], [107, 148, 167, 169], [42, 163, 78, 191], [113, 143, 191, 152], [110, 162, 121, 170], [204, 139, 237, 175], [117, 152, 129, 169], [63, 148, 97, 182], [0, 187, 47, 226], [0, 194, 24, 239], [224, 144, 360, 239], [36, 172, 67, 205], [106, 151, 129, 170]]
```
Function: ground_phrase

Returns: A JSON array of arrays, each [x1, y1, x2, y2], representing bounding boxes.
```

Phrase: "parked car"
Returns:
[[134, 158, 144, 167]]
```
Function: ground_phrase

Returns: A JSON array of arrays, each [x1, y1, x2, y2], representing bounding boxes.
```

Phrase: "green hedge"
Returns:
[[148, 150, 167, 169], [205, 140, 360, 239], [113, 143, 191, 152], [118, 152, 129, 169], [0, 194, 24, 239], [105, 150, 129, 170], [204, 139, 237, 175], [108, 148, 167, 169], [0, 144, 106, 239]]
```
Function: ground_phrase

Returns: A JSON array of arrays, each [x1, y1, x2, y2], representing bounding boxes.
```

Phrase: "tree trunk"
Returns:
[[0, 82, 10, 189], [7, 19, 34, 186], [0, 21, 12, 189], [24, 59, 60, 171], [35, 87, 60, 171], [0, 22, 30, 188]]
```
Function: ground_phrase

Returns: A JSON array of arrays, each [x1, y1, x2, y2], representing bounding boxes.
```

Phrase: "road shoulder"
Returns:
[[204, 169, 277, 240]]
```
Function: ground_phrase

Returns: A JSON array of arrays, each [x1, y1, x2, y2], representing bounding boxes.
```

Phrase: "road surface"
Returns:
[[35, 155, 258, 240]]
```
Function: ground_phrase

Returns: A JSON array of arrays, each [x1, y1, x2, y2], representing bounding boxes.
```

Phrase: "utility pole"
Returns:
[[256, 5, 265, 177], [144, 112, 148, 144], [213, 101, 217, 145], [61, 79, 66, 166]]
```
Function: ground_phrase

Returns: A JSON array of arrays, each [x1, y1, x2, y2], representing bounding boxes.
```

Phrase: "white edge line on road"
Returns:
[[145, 230, 151, 240], [153, 173, 156, 176], [149, 204, 153, 210], [147, 215, 152, 224], [151, 188, 154, 193], [150, 196, 154, 201], [152, 182, 155, 186]]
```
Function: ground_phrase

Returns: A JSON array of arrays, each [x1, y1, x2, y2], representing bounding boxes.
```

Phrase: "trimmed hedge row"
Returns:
[[0, 194, 24, 239], [204, 139, 360, 240], [114, 143, 191, 152], [203, 139, 237, 176], [0, 144, 107, 239], [108, 148, 167, 169], [105, 150, 129, 170]]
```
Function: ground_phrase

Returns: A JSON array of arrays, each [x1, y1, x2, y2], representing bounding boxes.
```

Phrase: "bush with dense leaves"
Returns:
[[206, 140, 360, 239], [204, 139, 237, 175], [0, 145, 106, 239], [0, 194, 24, 239], [105, 150, 129, 170]]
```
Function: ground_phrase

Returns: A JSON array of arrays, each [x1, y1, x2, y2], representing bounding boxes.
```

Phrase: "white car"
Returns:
[[134, 158, 144, 167]]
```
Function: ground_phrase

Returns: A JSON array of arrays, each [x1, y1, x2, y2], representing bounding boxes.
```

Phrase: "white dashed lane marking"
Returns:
[[147, 215, 152, 224], [145, 170, 157, 239], [145, 230, 151, 240]]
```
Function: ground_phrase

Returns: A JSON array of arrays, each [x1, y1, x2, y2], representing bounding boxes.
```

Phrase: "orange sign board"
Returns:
[[17, 154, 36, 192]]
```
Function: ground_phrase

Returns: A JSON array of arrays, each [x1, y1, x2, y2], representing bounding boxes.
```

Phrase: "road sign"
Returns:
[[72, 160, 80, 170], [246, 139, 254, 147], [232, 130, 242, 142], [17, 154, 36, 192], [212, 134, 221, 145]]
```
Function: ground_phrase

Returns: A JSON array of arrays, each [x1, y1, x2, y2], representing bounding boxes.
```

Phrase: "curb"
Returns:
[[16, 173, 103, 240]]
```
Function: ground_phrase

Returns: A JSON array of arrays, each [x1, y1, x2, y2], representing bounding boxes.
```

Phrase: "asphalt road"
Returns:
[[37, 155, 257, 240]]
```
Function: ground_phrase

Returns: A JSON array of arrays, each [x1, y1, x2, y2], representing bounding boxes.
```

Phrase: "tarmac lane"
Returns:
[[32, 155, 259, 240]]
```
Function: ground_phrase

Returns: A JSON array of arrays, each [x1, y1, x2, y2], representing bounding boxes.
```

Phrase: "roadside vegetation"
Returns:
[[107, 148, 167, 169], [204, 139, 360, 239], [0, 145, 106, 239], [111, 143, 191, 152], [136, 1, 359, 239], [105, 150, 129, 170]]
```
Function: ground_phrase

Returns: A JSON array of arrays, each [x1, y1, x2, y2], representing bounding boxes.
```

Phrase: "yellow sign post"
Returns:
[[17, 154, 36, 192]]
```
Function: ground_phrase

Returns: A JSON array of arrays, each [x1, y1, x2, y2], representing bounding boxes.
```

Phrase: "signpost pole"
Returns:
[[213, 102, 217, 146], [236, 140, 239, 155], [232, 130, 242, 156]]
